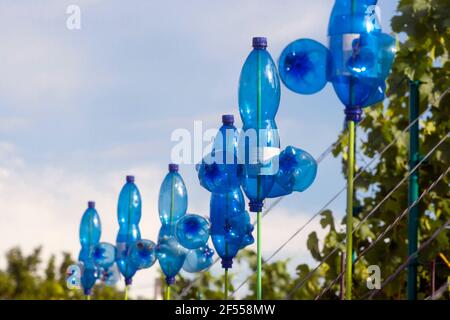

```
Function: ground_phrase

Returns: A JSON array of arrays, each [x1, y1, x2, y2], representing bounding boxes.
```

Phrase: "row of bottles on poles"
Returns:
[[73, 0, 398, 300], [75, 36, 319, 298], [77, 169, 214, 296]]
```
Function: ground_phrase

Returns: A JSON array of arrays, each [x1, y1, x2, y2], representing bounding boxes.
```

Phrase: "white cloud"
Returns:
[[0, 143, 163, 277], [0, 1, 118, 111]]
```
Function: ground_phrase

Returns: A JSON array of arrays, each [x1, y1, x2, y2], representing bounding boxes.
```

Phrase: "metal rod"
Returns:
[[345, 120, 356, 300], [164, 284, 171, 300], [430, 259, 436, 297], [256, 45, 263, 301], [439, 252, 450, 269], [257, 211, 262, 300], [340, 252, 345, 300], [224, 268, 229, 300], [407, 80, 420, 300]]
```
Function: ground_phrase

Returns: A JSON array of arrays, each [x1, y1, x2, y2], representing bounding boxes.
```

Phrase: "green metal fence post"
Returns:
[[407, 80, 420, 300]]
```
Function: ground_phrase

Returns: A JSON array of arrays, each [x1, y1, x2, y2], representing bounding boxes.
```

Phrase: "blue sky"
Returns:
[[0, 1, 398, 298]]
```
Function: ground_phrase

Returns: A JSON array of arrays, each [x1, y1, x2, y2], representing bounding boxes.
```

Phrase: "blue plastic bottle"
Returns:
[[156, 163, 190, 284], [159, 164, 188, 225], [210, 188, 245, 219], [182, 246, 214, 273], [128, 239, 157, 269], [79, 267, 97, 296], [278, 39, 330, 95], [78, 201, 101, 296], [116, 175, 142, 285], [198, 115, 241, 193], [239, 37, 280, 129], [175, 214, 210, 249], [238, 37, 281, 212], [79, 201, 101, 248], [238, 211, 255, 249], [268, 146, 318, 198], [328, 0, 395, 117], [278, 0, 395, 121], [93, 242, 116, 269], [210, 189, 249, 269], [100, 264, 121, 287], [156, 226, 188, 284], [328, 0, 380, 35]]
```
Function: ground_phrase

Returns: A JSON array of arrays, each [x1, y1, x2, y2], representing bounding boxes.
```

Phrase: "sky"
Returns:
[[0, 1, 398, 298]]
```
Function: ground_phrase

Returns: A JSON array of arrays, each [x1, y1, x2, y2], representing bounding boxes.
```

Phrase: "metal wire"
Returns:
[[177, 133, 345, 299], [285, 133, 448, 299], [315, 166, 450, 300], [180, 88, 449, 300], [367, 218, 450, 299], [425, 281, 450, 300], [232, 122, 448, 298]]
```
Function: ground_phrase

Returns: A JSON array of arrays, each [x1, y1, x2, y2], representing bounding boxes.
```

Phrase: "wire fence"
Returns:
[[284, 132, 448, 299], [176, 134, 344, 299], [179, 88, 449, 300], [366, 218, 450, 299], [230, 97, 449, 297], [425, 281, 450, 300], [315, 165, 450, 299]]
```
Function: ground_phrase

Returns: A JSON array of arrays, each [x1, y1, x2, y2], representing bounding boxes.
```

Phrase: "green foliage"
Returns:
[[0, 247, 124, 300], [164, 249, 324, 300], [317, 0, 450, 299], [165, 266, 228, 300]]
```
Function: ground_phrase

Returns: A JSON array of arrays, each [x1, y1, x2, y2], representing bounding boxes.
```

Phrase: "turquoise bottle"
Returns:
[[116, 175, 141, 285], [78, 201, 101, 296], [238, 37, 281, 212]]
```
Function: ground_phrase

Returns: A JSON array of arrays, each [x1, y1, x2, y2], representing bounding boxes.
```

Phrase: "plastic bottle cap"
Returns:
[[222, 114, 234, 125], [166, 276, 176, 285], [169, 163, 179, 172], [88, 201, 95, 208], [84, 288, 92, 296], [221, 258, 233, 269], [126, 175, 135, 183], [344, 106, 363, 123], [252, 37, 267, 49], [249, 200, 264, 212]]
